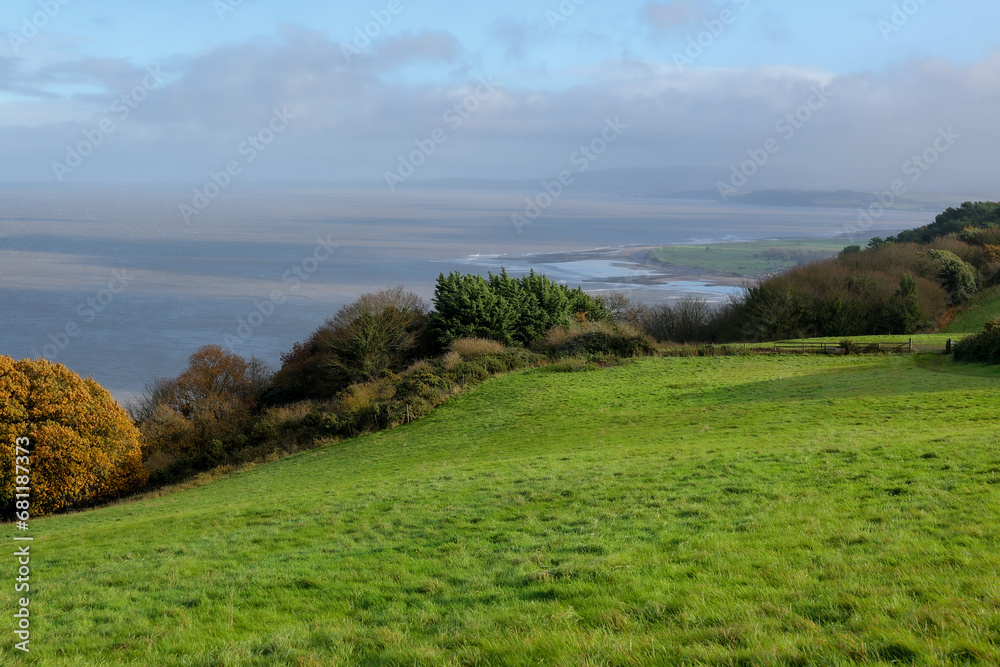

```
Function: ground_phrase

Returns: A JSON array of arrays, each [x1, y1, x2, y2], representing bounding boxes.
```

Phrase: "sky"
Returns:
[[2, 0, 999, 191]]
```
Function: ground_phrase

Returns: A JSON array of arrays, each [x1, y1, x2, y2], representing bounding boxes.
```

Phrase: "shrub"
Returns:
[[440, 351, 463, 370], [280, 347, 544, 442], [954, 320, 1000, 364], [449, 337, 506, 360], [0, 357, 147, 516], [535, 321, 657, 357]]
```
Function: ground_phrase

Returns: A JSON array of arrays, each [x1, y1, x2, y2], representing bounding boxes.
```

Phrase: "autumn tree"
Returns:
[[0, 357, 147, 516], [135, 346, 271, 474]]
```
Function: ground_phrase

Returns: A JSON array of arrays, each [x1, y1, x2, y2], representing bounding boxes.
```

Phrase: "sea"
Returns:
[[0, 184, 926, 405]]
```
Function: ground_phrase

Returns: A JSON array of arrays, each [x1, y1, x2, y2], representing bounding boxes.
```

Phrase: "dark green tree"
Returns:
[[928, 249, 980, 303], [880, 274, 923, 334], [429, 270, 607, 347]]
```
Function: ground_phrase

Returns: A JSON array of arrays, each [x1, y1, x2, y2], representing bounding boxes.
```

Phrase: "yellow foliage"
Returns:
[[0, 357, 147, 515], [448, 337, 506, 360], [983, 243, 1000, 264]]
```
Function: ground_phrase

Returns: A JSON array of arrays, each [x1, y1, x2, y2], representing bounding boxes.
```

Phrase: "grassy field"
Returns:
[[649, 239, 848, 277], [945, 285, 1000, 334], [6, 353, 1000, 665]]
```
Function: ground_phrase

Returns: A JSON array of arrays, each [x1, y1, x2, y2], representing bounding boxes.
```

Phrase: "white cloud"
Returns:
[[2, 27, 999, 192]]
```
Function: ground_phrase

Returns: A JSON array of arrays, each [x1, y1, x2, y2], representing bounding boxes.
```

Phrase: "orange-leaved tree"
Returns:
[[0, 356, 147, 516], [133, 345, 271, 477]]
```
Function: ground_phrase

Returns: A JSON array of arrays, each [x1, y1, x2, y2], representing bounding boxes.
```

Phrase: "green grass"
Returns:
[[945, 285, 1000, 334], [650, 239, 847, 277], [6, 354, 1000, 665]]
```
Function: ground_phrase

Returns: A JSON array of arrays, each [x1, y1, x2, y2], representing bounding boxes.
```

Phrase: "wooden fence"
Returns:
[[774, 339, 915, 355]]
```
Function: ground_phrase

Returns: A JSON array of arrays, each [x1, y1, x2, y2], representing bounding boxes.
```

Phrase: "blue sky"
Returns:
[[2, 0, 999, 189]]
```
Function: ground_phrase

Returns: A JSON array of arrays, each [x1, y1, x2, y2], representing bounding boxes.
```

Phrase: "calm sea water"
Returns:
[[0, 184, 925, 403]]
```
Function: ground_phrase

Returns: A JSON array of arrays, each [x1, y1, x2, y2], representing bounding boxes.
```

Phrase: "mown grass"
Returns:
[[945, 285, 1000, 334], [650, 240, 846, 277], [5, 354, 1000, 665]]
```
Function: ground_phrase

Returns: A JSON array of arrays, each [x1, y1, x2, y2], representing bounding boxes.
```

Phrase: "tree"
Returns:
[[641, 297, 712, 343], [429, 270, 607, 347], [136, 346, 272, 469], [880, 274, 923, 334], [321, 286, 428, 384], [928, 249, 980, 303], [0, 357, 147, 516], [267, 287, 428, 404], [602, 291, 647, 327]]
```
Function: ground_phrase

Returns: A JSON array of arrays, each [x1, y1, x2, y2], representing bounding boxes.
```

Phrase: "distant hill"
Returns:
[[406, 169, 988, 211]]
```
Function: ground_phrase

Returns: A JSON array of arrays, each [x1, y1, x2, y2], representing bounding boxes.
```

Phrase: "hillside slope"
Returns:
[[945, 285, 1000, 333], [6, 355, 1000, 665]]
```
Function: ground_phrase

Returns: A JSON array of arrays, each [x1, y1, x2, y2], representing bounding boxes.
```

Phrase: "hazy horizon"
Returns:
[[3, 2, 999, 192]]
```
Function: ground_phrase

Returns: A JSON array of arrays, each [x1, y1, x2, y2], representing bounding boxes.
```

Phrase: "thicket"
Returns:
[[712, 238, 995, 342], [257, 344, 545, 448], [532, 321, 657, 358], [954, 320, 1000, 364], [640, 297, 716, 344], [1, 357, 147, 516], [890, 201, 1000, 244]]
